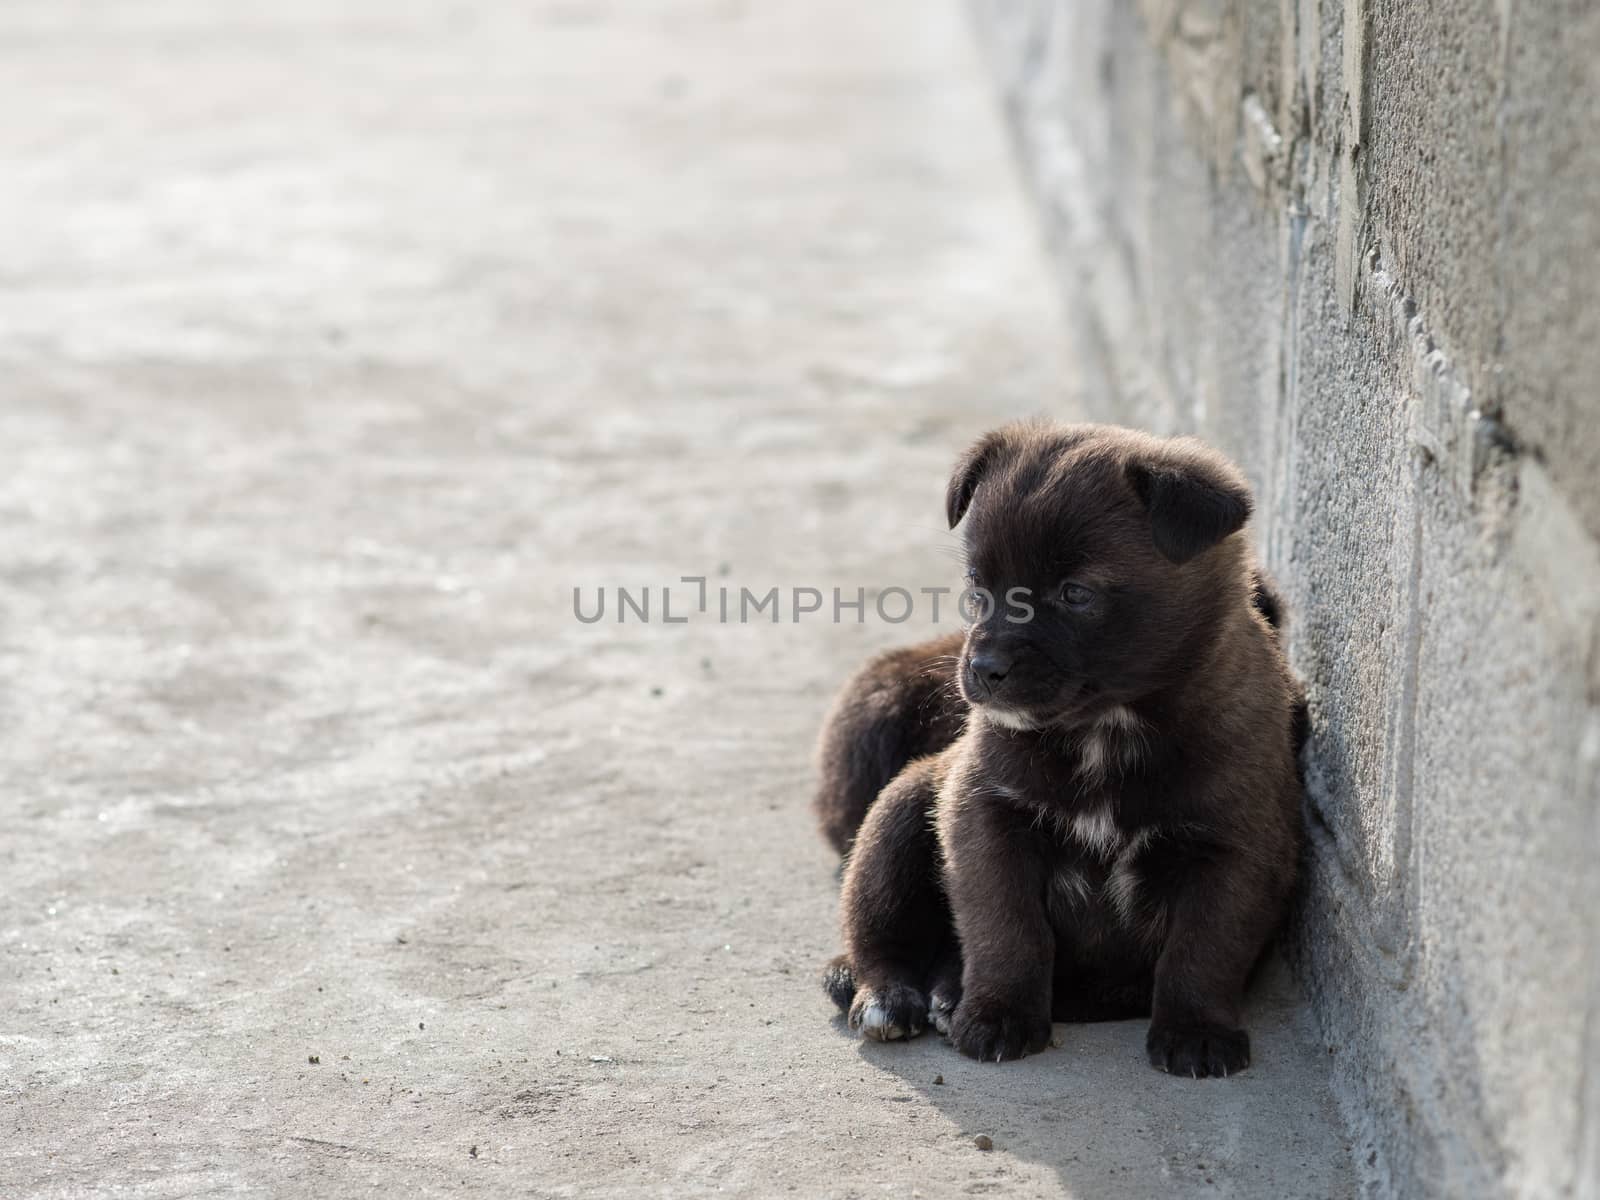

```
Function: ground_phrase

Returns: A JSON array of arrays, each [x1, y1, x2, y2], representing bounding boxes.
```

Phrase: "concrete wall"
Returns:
[[967, 2, 1600, 1196]]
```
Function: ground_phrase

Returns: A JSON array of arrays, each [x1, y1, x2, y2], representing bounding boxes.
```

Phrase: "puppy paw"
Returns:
[[821, 955, 857, 1012], [928, 988, 959, 1036], [847, 983, 928, 1042], [1145, 1022, 1250, 1078], [949, 998, 1051, 1062]]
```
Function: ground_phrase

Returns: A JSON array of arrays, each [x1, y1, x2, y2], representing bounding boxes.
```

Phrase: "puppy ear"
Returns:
[[1126, 440, 1253, 564], [946, 430, 1006, 528]]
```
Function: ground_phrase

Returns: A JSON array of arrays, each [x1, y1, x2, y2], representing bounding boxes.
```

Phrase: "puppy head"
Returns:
[[946, 421, 1253, 730]]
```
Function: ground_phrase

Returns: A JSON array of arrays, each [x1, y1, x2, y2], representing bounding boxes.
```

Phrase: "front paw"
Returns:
[[949, 998, 1051, 1062], [1145, 1022, 1250, 1078], [847, 983, 928, 1042]]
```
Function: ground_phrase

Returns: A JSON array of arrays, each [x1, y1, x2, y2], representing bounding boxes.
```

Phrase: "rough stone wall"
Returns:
[[968, 2, 1600, 1196]]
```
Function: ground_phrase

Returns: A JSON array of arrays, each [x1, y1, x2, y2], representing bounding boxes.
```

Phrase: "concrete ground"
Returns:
[[0, 1, 1357, 1196]]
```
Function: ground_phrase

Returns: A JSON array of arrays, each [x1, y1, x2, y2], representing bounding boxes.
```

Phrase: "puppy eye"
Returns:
[[1057, 582, 1096, 609]]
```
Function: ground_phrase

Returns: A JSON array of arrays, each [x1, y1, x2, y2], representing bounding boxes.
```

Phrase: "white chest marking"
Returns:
[[1077, 733, 1108, 780], [1073, 705, 1145, 785], [1097, 704, 1142, 734], [983, 707, 1038, 732], [1053, 867, 1094, 909], [1068, 806, 1124, 858], [1106, 828, 1157, 920]]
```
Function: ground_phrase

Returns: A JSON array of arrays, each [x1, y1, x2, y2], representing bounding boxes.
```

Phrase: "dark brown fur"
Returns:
[[813, 633, 967, 856], [815, 422, 1304, 1077]]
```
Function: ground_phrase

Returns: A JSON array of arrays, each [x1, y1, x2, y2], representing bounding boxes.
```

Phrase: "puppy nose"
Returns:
[[968, 650, 1014, 693]]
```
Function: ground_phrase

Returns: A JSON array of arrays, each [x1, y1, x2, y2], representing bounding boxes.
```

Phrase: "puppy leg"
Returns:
[[832, 755, 950, 1042], [942, 800, 1054, 1062], [1145, 855, 1285, 1078], [926, 942, 964, 1036]]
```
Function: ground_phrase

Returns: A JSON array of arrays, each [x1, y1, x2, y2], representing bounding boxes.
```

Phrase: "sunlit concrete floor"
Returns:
[[0, 2, 1357, 1195]]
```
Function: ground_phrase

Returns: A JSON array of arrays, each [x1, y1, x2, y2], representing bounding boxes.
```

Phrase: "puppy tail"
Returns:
[[1249, 567, 1288, 636], [1250, 567, 1311, 761], [1290, 694, 1311, 761]]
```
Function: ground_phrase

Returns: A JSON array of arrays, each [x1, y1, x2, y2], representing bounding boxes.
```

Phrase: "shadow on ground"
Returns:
[[833, 957, 1356, 1198]]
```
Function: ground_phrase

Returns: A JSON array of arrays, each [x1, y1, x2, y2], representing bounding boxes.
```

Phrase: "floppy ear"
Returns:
[[1125, 439, 1253, 564], [945, 430, 1006, 528]]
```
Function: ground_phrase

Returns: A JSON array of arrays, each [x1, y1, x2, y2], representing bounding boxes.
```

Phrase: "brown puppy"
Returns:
[[816, 421, 1304, 1077]]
